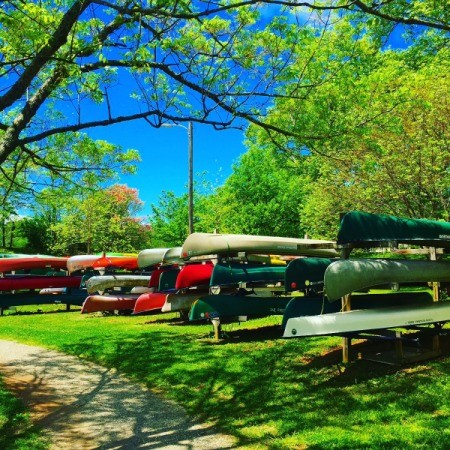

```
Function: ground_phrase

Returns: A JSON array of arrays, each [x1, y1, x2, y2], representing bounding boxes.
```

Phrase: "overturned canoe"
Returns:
[[86, 275, 150, 294], [175, 263, 213, 289], [133, 292, 167, 314], [283, 301, 450, 338], [0, 275, 81, 291], [158, 267, 180, 291], [281, 291, 434, 330], [67, 253, 138, 273], [137, 247, 182, 269], [81, 294, 139, 314], [210, 261, 286, 287], [0, 256, 69, 273], [0, 290, 86, 309], [161, 290, 208, 313], [189, 294, 293, 321], [284, 258, 335, 293], [337, 211, 450, 249], [181, 232, 338, 259], [324, 259, 450, 301]]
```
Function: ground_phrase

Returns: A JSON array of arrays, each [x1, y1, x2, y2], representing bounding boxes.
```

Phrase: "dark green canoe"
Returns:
[[0, 290, 86, 310], [284, 258, 335, 293], [281, 290, 434, 330], [338, 211, 450, 249], [158, 267, 180, 291], [210, 261, 286, 287], [189, 294, 293, 321]]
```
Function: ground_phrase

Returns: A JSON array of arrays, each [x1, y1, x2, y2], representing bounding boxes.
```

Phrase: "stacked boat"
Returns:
[[0, 255, 85, 313]]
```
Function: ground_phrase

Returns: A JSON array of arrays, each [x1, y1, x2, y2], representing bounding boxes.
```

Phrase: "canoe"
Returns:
[[158, 267, 180, 291], [0, 256, 69, 273], [181, 232, 338, 259], [161, 290, 209, 313], [67, 253, 138, 273], [283, 301, 450, 338], [137, 247, 182, 268], [281, 291, 434, 330], [324, 259, 450, 301], [210, 261, 286, 287], [0, 275, 81, 291], [284, 258, 334, 293], [175, 263, 213, 289], [337, 211, 450, 249], [81, 294, 139, 313], [132, 292, 168, 314], [189, 294, 293, 321], [86, 275, 151, 294], [0, 290, 86, 309]]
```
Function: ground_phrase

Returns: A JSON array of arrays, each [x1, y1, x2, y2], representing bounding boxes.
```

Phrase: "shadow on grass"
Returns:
[[58, 323, 450, 449]]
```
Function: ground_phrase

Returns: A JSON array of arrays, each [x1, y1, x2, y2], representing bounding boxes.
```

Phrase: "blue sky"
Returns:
[[87, 119, 247, 218]]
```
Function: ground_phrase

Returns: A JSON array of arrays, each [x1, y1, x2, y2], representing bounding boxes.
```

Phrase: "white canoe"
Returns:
[[86, 275, 151, 294], [181, 233, 337, 259], [137, 247, 182, 268], [283, 301, 450, 338], [324, 259, 450, 301], [161, 291, 207, 313]]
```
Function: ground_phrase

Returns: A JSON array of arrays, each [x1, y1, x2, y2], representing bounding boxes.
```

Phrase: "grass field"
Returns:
[[0, 304, 449, 449]]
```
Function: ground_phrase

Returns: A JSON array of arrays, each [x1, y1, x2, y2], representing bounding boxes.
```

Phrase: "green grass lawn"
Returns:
[[0, 304, 449, 449], [0, 375, 48, 450]]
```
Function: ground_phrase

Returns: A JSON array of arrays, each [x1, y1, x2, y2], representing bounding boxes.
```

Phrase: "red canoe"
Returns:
[[0, 275, 81, 291], [92, 255, 139, 271], [81, 294, 139, 314], [0, 256, 69, 273], [133, 292, 168, 315], [175, 262, 213, 289]]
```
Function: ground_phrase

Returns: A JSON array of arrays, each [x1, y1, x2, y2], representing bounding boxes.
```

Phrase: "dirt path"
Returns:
[[0, 340, 236, 449]]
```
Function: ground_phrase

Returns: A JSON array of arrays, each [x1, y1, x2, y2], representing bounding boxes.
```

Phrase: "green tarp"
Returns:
[[337, 211, 450, 248]]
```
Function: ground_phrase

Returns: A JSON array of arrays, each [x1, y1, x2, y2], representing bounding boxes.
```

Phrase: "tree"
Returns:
[[1, 0, 446, 171], [50, 184, 151, 254], [197, 145, 310, 237]]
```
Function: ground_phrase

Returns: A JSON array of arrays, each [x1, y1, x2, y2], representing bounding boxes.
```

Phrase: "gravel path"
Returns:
[[0, 339, 236, 449]]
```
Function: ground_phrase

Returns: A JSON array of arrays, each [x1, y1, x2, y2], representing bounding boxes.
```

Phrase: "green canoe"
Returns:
[[284, 258, 335, 293], [281, 290, 434, 330], [189, 294, 293, 321], [210, 261, 286, 287], [158, 267, 180, 291], [338, 211, 450, 249]]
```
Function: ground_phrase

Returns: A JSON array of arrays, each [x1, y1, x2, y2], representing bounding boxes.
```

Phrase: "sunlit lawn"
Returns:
[[0, 304, 449, 449]]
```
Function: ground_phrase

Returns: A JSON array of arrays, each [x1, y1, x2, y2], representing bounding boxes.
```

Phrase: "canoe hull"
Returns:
[[175, 263, 213, 289], [0, 275, 81, 291], [210, 262, 286, 287], [161, 290, 208, 313], [133, 292, 167, 314], [284, 258, 334, 293], [81, 294, 138, 313], [283, 301, 450, 338], [137, 247, 182, 268], [281, 291, 434, 330], [181, 232, 337, 259], [189, 294, 293, 321], [324, 259, 450, 301], [86, 275, 150, 294]]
